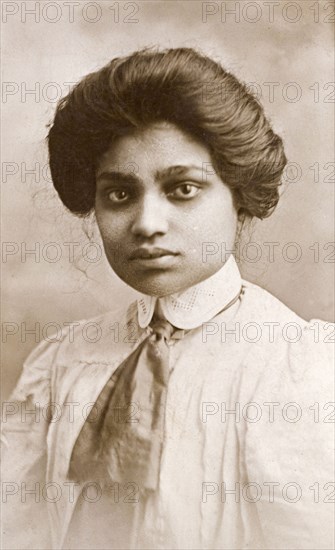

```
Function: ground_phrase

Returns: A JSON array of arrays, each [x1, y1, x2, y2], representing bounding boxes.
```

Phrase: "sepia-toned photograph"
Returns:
[[1, 1, 334, 549]]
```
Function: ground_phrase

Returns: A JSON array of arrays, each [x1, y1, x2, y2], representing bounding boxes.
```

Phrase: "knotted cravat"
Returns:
[[69, 318, 181, 492]]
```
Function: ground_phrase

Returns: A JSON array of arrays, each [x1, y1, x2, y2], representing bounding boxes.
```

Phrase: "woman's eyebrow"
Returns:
[[154, 165, 204, 180], [96, 165, 206, 185], [96, 170, 140, 184]]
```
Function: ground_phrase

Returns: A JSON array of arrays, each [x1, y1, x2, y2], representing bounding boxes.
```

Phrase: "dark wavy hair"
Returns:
[[48, 47, 287, 219]]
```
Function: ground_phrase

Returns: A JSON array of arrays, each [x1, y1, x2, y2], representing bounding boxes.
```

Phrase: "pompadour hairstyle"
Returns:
[[48, 47, 287, 218]]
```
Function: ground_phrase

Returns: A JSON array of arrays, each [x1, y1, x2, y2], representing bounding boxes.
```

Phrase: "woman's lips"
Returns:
[[129, 247, 180, 268], [129, 247, 179, 260]]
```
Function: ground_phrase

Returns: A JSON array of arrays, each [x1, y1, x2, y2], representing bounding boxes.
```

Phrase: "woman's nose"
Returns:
[[131, 193, 169, 238]]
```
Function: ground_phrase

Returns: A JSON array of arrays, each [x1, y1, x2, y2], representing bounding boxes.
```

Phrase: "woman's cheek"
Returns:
[[96, 212, 122, 242]]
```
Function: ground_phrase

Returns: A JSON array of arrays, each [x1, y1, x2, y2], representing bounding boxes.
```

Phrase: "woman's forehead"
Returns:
[[96, 122, 212, 174]]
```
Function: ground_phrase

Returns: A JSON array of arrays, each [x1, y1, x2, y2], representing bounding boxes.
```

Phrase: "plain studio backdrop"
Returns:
[[1, 0, 334, 399]]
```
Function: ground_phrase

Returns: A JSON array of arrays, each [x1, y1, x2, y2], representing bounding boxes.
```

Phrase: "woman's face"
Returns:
[[95, 122, 238, 297]]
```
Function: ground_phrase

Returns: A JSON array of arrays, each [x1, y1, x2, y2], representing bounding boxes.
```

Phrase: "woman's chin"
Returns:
[[114, 269, 188, 297], [112, 259, 226, 297]]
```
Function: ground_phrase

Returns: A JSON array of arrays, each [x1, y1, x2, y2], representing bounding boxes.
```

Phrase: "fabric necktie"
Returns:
[[69, 318, 181, 492]]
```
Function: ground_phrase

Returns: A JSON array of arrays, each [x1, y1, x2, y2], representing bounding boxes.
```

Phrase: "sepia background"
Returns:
[[2, 0, 334, 399]]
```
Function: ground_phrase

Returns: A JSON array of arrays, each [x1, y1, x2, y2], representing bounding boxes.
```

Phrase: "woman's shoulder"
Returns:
[[49, 300, 142, 365], [234, 279, 334, 394], [241, 277, 334, 336], [10, 301, 140, 396], [236, 278, 334, 404], [242, 278, 307, 321]]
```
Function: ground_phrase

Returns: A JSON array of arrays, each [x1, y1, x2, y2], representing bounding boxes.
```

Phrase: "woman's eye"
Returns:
[[107, 189, 129, 203], [169, 183, 200, 200]]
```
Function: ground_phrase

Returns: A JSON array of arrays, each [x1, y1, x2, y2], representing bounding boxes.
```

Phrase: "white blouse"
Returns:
[[2, 257, 334, 549]]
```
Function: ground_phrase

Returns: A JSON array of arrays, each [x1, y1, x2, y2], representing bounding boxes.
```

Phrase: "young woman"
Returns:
[[3, 47, 334, 550]]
